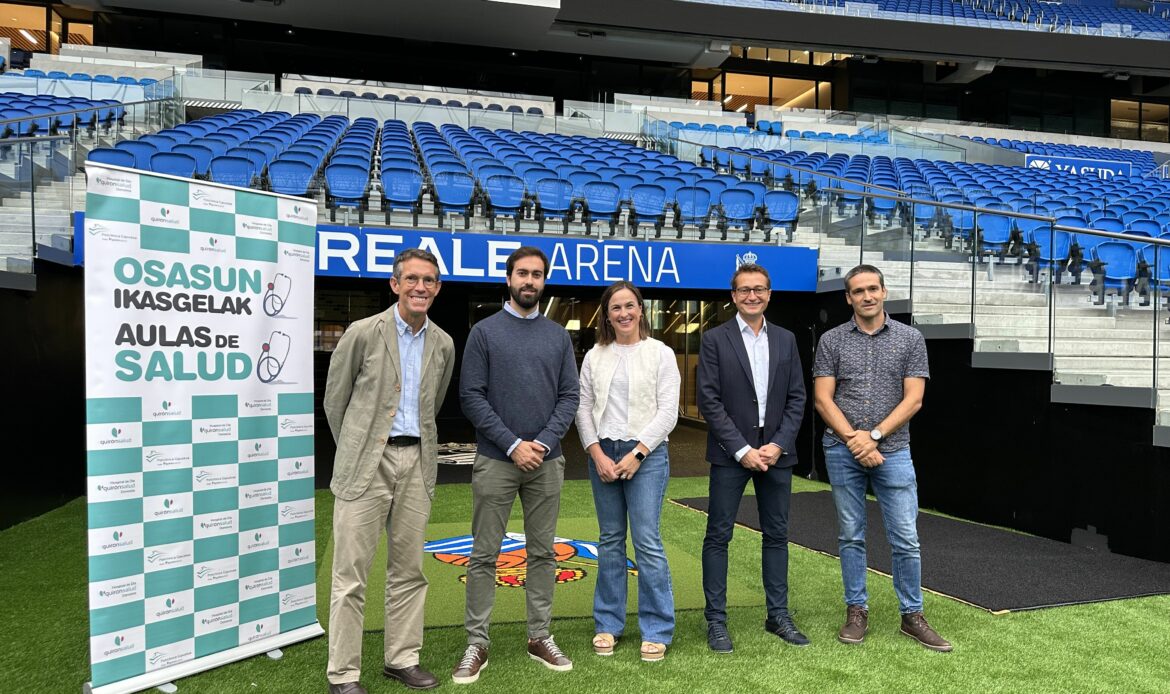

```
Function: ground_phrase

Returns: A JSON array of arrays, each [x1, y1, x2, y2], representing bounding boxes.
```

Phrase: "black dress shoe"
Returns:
[[707, 622, 734, 653], [328, 683, 368, 694], [765, 613, 810, 646], [383, 664, 440, 690]]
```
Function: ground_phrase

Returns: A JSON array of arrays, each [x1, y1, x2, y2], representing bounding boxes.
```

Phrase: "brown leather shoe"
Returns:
[[838, 605, 869, 644], [383, 664, 439, 690], [328, 683, 368, 694], [900, 612, 952, 652], [527, 635, 572, 671], [451, 644, 488, 685]]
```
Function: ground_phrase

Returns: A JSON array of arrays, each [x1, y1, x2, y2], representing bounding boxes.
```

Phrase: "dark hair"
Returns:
[[596, 281, 651, 346], [393, 248, 441, 280], [844, 264, 885, 290], [731, 262, 771, 290], [506, 246, 549, 277]]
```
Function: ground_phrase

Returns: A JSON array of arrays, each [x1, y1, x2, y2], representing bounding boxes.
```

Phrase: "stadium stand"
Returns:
[[962, 135, 1160, 174], [716, 0, 1170, 38]]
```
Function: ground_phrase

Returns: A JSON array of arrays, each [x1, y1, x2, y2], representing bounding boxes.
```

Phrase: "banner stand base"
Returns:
[[266, 649, 283, 660], [155, 684, 177, 693], [84, 623, 324, 694]]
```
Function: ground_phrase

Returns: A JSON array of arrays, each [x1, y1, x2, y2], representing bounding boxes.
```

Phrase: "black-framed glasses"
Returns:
[[734, 286, 771, 297]]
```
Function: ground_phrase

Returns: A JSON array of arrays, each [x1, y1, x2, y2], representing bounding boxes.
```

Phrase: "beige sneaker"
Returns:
[[451, 644, 488, 684], [527, 635, 572, 672]]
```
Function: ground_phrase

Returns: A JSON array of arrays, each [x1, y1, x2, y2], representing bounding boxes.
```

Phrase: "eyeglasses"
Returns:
[[734, 286, 771, 297], [397, 275, 439, 289]]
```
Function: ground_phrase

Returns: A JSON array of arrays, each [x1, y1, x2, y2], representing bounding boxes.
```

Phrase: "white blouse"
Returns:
[[576, 340, 681, 452]]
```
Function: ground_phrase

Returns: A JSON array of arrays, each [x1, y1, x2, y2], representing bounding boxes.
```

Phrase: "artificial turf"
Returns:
[[2, 476, 1168, 693]]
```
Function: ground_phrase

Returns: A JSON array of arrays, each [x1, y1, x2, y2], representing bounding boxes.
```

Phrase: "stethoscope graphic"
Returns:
[[263, 273, 292, 317], [257, 330, 290, 383]]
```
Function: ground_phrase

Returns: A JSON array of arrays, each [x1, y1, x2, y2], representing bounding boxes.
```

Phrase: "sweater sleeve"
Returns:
[[459, 324, 519, 453], [575, 349, 599, 450], [535, 329, 580, 448], [635, 343, 681, 452]]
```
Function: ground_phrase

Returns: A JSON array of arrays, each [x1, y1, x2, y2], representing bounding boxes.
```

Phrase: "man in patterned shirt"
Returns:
[[812, 264, 951, 653]]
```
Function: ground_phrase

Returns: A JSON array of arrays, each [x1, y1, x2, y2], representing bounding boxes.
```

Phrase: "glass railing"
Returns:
[[240, 90, 605, 136], [792, 180, 1170, 421], [0, 96, 181, 274], [174, 69, 274, 103]]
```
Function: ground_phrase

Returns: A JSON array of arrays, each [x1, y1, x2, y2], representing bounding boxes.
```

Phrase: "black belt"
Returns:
[[387, 435, 420, 447]]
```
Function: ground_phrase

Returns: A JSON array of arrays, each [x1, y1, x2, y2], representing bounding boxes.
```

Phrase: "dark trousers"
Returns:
[[701, 462, 794, 625]]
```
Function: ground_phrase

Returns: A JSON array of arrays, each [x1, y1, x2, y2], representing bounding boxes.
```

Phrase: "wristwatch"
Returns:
[[634, 450, 646, 462], [869, 429, 883, 442]]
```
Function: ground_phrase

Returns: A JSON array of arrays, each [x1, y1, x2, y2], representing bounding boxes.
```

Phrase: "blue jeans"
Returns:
[[587, 439, 675, 644], [823, 436, 923, 614]]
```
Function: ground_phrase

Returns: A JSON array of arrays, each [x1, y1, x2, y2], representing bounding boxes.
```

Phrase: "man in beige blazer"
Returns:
[[324, 248, 456, 694]]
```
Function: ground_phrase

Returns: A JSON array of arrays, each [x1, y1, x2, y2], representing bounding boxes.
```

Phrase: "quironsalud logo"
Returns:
[[159, 207, 171, 218], [735, 250, 758, 269], [113, 636, 124, 646], [161, 400, 171, 410], [165, 597, 175, 608], [112, 531, 123, 541], [110, 427, 122, 437]]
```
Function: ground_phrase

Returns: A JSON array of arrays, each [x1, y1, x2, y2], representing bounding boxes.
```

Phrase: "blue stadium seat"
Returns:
[[483, 174, 526, 231], [533, 178, 576, 234], [268, 159, 315, 197], [581, 181, 621, 236], [381, 168, 425, 226], [209, 155, 256, 189], [762, 190, 800, 242], [87, 147, 135, 168], [150, 152, 197, 178], [324, 162, 370, 223]]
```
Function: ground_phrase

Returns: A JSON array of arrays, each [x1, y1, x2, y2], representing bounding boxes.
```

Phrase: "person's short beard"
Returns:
[[509, 282, 542, 310]]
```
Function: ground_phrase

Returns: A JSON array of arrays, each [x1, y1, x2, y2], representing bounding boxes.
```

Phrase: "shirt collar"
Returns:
[[736, 313, 767, 336], [392, 303, 429, 337], [503, 300, 540, 320], [849, 312, 890, 335]]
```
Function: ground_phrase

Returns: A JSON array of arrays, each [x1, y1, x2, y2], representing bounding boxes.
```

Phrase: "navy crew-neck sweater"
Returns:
[[459, 309, 580, 462]]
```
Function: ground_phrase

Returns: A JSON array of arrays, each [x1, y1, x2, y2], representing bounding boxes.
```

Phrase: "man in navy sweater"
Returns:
[[452, 247, 580, 685]]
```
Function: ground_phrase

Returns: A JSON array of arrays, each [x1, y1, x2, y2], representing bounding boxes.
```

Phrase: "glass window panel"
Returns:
[[813, 52, 834, 66], [69, 22, 94, 45], [816, 81, 833, 110], [49, 11, 61, 54], [0, 3, 46, 51], [1111, 99, 1141, 140], [746, 46, 767, 60], [772, 77, 816, 109], [1141, 103, 1168, 143]]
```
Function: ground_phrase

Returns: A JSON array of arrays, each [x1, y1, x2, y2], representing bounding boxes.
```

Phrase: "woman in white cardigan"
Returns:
[[577, 280, 680, 663]]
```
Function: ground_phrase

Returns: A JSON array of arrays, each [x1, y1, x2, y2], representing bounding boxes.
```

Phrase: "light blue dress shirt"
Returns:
[[734, 313, 769, 461], [389, 303, 427, 438]]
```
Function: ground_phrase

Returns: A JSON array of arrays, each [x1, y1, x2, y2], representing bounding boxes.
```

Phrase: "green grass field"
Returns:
[[2, 476, 1167, 693]]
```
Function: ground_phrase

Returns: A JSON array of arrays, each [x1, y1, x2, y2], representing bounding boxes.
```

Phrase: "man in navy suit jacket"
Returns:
[[697, 262, 808, 653]]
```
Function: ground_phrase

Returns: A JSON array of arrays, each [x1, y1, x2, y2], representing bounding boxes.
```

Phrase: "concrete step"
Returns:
[[991, 339, 1157, 357]]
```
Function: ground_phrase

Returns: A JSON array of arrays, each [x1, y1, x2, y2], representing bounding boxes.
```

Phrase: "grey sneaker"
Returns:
[[451, 644, 488, 684], [838, 605, 868, 644], [527, 635, 572, 672], [900, 612, 952, 652]]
